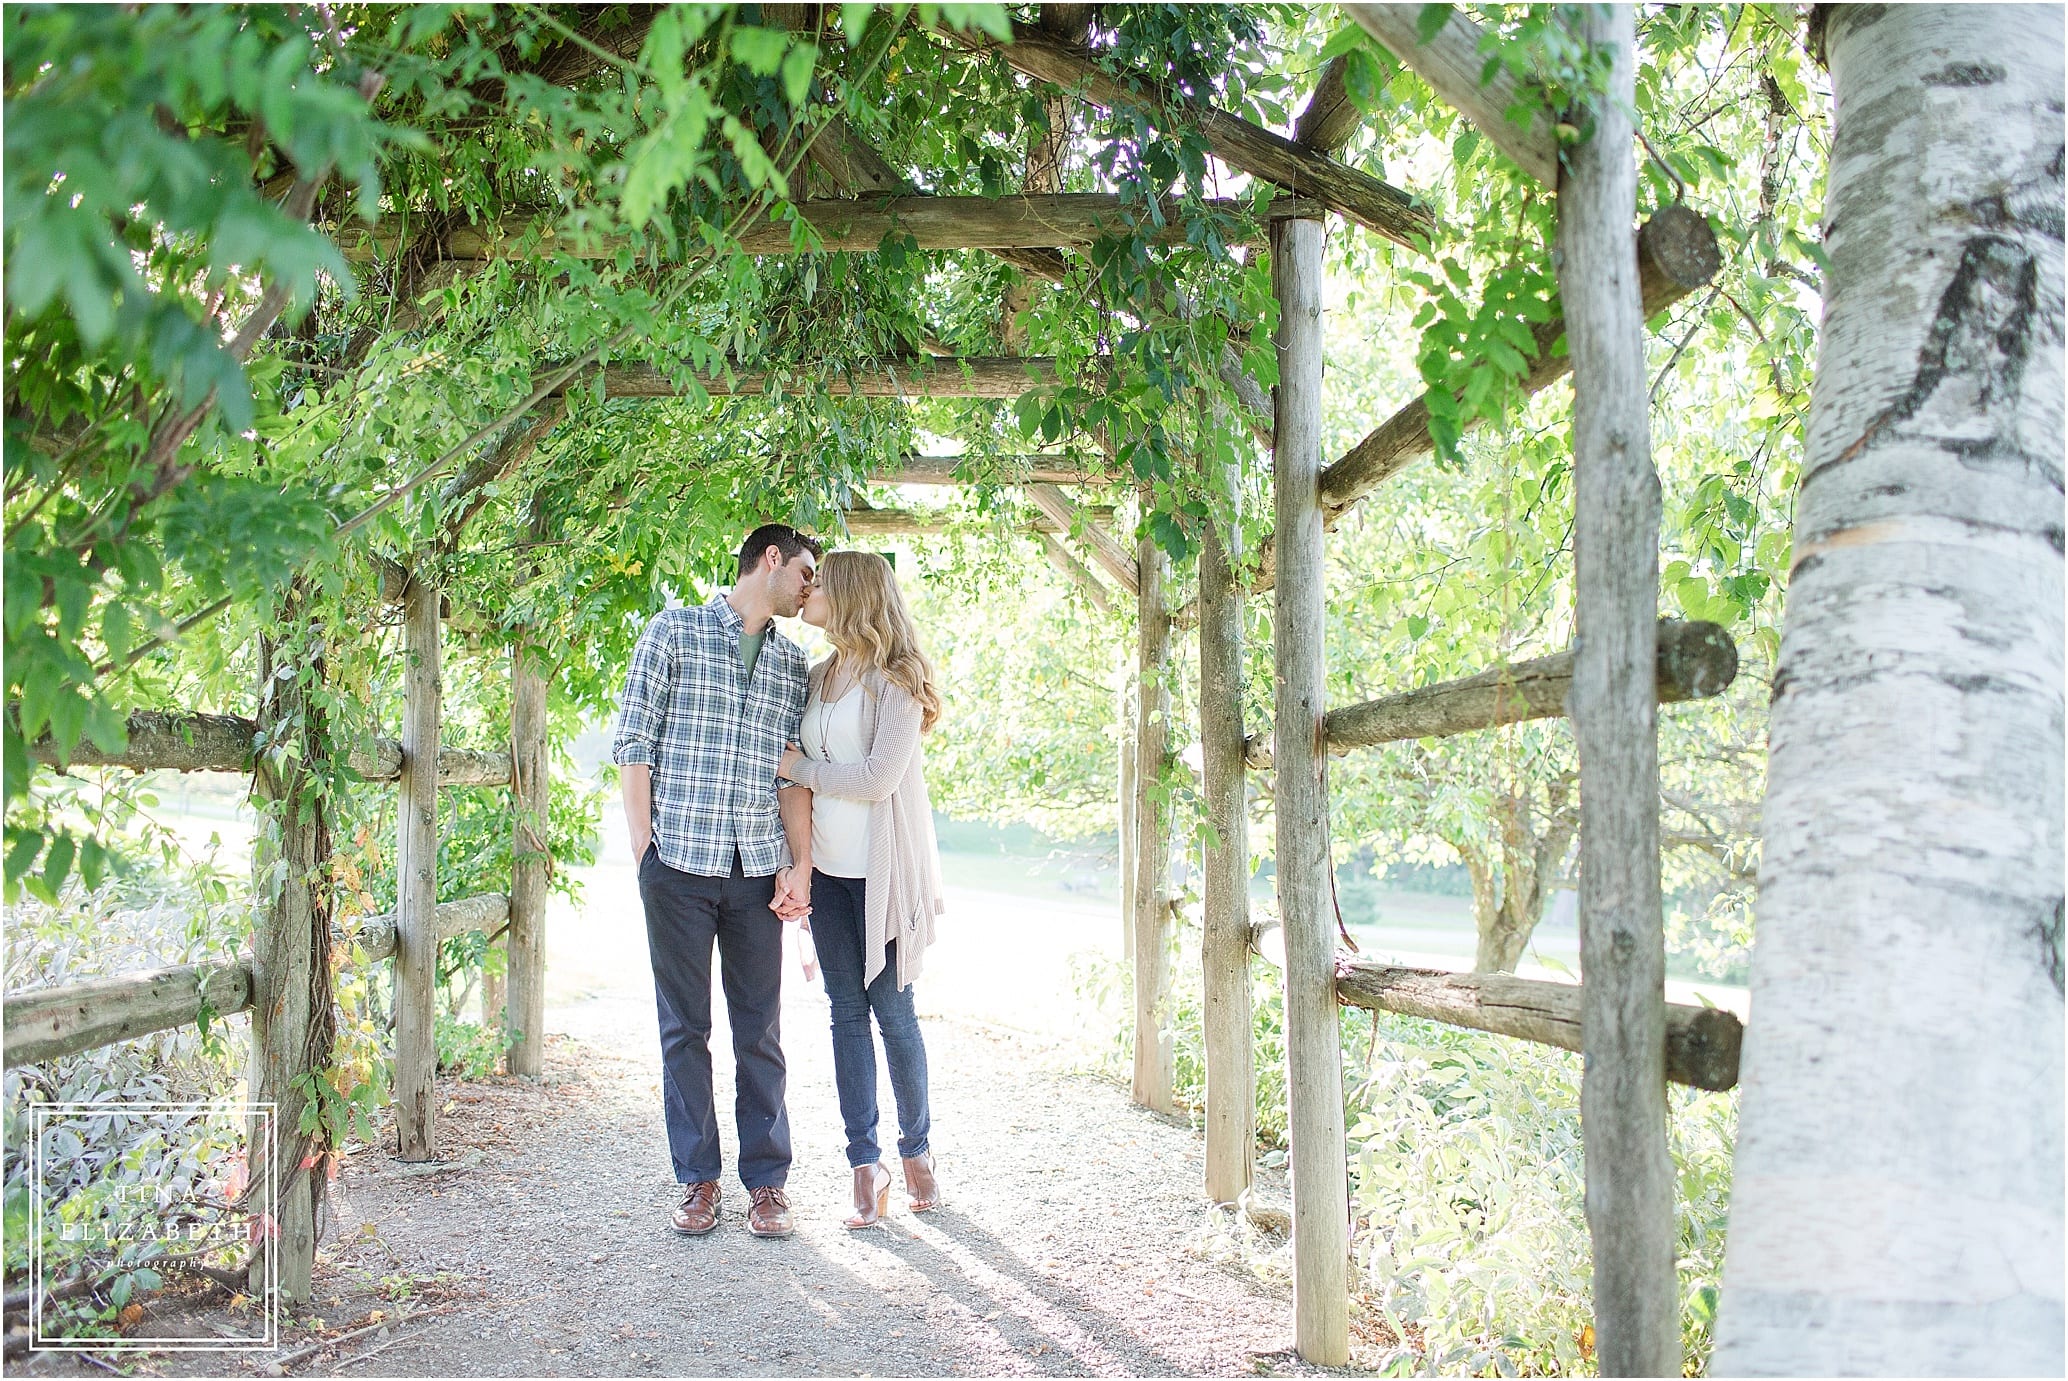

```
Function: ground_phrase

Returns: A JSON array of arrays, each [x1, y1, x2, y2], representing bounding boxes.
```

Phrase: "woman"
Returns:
[[778, 550, 947, 1229]]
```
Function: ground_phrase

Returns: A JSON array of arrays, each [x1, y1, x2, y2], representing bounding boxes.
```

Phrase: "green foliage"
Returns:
[[4, 866, 252, 1330], [433, 1014, 509, 1081]]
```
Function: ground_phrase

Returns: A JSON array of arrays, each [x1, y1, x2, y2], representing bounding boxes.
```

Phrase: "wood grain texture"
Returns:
[[334, 195, 1320, 261], [28, 710, 513, 787], [1335, 961, 1742, 1091], [1025, 484, 1140, 596], [2, 892, 513, 1068], [1242, 619, 1737, 768], [393, 571, 441, 1161], [4, 961, 255, 1067], [1131, 529, 1176, 1113], [1556, 9, 1677, 1374], [1270, 215, 1350, 1367], [1198, 462, 1255, 1204], [1343, 4, 1558, 185], [506, 641, 550, 1076], [572, 357, 1059, 401], [873, 453, 1113, 485], [966, 24, 1435, 247]]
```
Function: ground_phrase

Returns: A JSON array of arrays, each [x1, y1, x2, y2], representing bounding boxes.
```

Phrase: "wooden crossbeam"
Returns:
[[1227, 205, 1720, 602], [335, 195, 1319, 264], [831, 502, 1114, 540], [26, 709, 512, 786], [872, 454, 1112, 485], [1335, 960, 1744, 1091], [556, 356, 1060, 401], [957, 23, 1437, 248], [3, 894, 510, 1068], [1242, 619, 1737, 769], [1025, 484, 1141, 597], [1344, 5, 1559, 186]]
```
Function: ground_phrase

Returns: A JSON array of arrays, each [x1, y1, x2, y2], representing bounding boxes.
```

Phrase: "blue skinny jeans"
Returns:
[[809, 870, 931, 1168]]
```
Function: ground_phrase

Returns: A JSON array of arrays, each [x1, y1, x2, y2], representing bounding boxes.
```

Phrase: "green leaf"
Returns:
[[1416, 3, 1453, 45]]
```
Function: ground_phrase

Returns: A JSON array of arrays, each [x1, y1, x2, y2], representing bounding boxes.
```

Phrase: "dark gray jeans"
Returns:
[[637, 844, 790, 1189]]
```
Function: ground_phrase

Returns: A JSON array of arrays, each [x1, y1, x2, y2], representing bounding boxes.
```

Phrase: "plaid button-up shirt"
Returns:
[[611, 595, 809, 877]]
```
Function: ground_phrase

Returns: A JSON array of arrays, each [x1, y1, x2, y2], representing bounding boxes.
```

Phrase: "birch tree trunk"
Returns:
[[1717, 8, 2065, 1374]]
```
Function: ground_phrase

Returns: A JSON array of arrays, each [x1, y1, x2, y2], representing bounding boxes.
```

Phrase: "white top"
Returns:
[[799, 687, 872, 877]]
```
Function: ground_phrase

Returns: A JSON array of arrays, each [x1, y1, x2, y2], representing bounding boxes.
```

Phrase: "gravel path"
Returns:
[[304, 995, 1324, 1379], [18, 838, 1384, 1376]]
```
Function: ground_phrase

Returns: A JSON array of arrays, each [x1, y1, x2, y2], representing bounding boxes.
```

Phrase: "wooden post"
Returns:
[[244, 599, 332, 1302], [505, 632, 550, 1076], [1117, 669, 1137, 966], [1271, 213, 1349, 1365], [1555, 7, 1677, 1374], [1131, 526, 1176, 1112], [1200, 460, 1255, 1204], [393, 568, 441, 1160]]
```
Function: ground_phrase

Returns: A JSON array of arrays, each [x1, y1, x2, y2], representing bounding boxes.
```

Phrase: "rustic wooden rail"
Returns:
[[1335, 959, 1744, 1092], [3, 893, 510, 1068], [335, 193, 1324, 261], [1242, 619, 1737, 769], [556, 356, 1060, 401], [26, 710, 513, 786]]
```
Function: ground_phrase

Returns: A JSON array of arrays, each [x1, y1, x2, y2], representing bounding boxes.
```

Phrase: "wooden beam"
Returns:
[[1342, 5, 1560, 186], [1234, 204, 1719, 597], [1559, 9, 1677, 1374], [563, 356, 1060, 401], [1293, 54, 1361, 154], [335, 195, 1321, 264], [1024, 484, 1141, 597], [1131, 526, 1177, 1113], [828, 503, 1109, 540], [26, 711, 513, 786], [4, 961, 254, 1069], [1335, 961, 1743, 1091], [1270, 214, 1350, 1367], [873, 453, 1114, 485], [961, 24, 1436, 248], [393, 571, 441, 1162], [4, 893, 512, 1068], [351, 892, 511, 967], [1199, 458, 1255, 1205], [1035, 531, 1116, 613], [1242, 619, 1737, 768]]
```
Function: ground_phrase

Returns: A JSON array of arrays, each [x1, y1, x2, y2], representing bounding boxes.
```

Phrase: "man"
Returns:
[[613, 523, 820, 1239]]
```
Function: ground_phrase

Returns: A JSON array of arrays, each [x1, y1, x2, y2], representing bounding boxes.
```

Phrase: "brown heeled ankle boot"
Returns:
[[845, 1163, 890, 1229]]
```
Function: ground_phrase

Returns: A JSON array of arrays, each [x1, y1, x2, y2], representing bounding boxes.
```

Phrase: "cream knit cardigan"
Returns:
[[786, 660, 945, 990]]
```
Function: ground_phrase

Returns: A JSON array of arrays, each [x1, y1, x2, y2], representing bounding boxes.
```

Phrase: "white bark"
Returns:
[[1717, 7, 2065, 1375]]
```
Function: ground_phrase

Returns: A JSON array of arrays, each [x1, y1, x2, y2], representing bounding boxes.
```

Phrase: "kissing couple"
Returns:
[[612, 522, 947, 1236]]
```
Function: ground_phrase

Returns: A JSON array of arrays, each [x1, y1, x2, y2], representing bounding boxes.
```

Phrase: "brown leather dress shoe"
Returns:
[[746, 1185, 794, 1238], [902, 1151, 939, 1213], [845, 1164, 891, 1230], [671, 1181, 720, 1236]]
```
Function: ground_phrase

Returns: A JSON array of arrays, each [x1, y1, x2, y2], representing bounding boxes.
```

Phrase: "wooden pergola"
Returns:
[[12, 8, 1745, 1372]]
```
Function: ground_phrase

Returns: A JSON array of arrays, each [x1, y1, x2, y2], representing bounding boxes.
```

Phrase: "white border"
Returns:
[[28, 1100, 279, 1352]]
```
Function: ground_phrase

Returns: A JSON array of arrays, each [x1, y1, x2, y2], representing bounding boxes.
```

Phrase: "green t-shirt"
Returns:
[[739, 627, 766, 683]]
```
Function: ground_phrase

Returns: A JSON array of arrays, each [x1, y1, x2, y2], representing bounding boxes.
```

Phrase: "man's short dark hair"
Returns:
[[736, 523, 823, 581]]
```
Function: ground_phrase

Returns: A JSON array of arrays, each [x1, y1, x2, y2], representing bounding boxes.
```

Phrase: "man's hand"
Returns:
[[771, 864, 813, 920]]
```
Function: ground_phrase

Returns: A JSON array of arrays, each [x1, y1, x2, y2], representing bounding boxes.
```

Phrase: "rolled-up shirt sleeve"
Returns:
[[612, 613, 673, 767]]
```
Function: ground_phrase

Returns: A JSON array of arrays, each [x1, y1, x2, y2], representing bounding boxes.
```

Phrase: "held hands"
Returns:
[[778, 741, 806, 781], [770, 863, 813, 920]]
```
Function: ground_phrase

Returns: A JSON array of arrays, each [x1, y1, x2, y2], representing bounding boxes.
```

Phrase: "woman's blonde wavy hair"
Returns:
[[819, 550, 942, 732]]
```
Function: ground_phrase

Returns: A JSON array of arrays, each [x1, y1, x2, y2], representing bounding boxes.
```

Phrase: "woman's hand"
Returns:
[[779, 741, 806, 780]]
